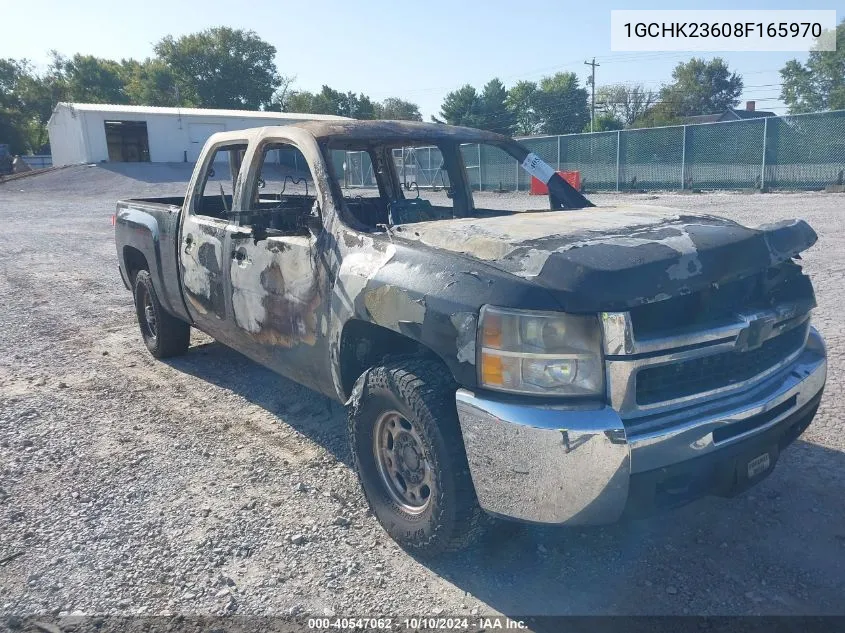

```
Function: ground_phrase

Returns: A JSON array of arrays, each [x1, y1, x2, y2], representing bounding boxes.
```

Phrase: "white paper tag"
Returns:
[[521, 153, 556, 184]]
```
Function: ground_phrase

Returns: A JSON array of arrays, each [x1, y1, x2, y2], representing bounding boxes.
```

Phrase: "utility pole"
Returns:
[[584, 57, 600, 133]]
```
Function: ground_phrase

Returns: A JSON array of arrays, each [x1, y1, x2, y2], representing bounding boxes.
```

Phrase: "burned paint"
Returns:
[[759, 218, 819, 266], [181, 223, 225, 318], [327, 241, 396, 397], [364, 285, 426, 331], [332, 241, 396, 318], [230, 236, 322, 348], [393, 206, 817, 312], [554, 226, 704, 281], [450, 312, 477, 365]]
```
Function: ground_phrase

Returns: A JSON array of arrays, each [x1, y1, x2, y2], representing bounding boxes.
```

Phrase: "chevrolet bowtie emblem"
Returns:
[[735, 315, 777, 352]]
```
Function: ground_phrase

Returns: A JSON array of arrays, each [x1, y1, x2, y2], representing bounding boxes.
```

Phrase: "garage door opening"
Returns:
[[105, 120, 150, 162]]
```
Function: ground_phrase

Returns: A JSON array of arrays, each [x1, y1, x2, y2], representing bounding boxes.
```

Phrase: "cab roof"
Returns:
[[205, 120, 514, 148], [285, 120, 512, 146]]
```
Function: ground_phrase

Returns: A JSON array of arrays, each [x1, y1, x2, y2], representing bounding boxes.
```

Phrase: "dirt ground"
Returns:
[[0, 164, 843, 623]]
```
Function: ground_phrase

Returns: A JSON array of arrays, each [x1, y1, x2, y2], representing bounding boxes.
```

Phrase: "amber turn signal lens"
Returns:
[[480, 352, 504, 386]]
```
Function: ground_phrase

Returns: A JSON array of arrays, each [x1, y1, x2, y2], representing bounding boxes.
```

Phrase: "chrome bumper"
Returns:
[[455, 327, 826, 525]]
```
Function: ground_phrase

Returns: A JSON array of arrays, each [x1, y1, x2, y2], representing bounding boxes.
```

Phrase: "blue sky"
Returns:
[[2, 0, 841, 119]]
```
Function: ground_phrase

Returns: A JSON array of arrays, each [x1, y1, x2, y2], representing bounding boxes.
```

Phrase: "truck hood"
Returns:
[[391, 205, 818, 312]]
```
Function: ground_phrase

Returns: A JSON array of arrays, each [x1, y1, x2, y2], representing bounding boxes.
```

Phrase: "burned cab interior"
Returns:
[[193, 143, 247, 219], [236, 142, 317, 237], [324, 139, 464, 232], [324, 137, 593, 233], [191, 126, 594, 239], [194, 141, 317, 237]]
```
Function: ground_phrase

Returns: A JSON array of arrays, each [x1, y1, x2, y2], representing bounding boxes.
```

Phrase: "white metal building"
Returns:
[[47, 103, 349, 166]]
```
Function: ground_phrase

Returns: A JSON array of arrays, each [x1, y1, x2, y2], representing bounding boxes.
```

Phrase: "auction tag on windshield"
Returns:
[[521, 153, 556, 184]]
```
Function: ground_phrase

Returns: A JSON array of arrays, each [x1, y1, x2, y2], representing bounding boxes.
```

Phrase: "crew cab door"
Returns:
[[179, 140, 248, 343], [224, 138, 331, 389]]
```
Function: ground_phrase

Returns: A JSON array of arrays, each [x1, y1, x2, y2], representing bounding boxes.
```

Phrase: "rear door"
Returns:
[[179, 140, 247, 342]]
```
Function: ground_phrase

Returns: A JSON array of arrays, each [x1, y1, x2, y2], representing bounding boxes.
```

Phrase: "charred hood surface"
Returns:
[[392, 205, 817, 313]]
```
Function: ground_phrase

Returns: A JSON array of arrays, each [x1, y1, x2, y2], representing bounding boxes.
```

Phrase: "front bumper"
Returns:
[[455, 327, 826, 525]]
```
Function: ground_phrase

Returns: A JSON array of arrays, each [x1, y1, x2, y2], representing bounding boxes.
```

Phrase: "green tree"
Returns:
[[267, 76, 295, 113], [276, 85, 380, 120], [585, 113, 624, 132], [123, 58, 191, 107], [479, 78, 516, 134], [780, 20, 845, 113], [347, 92, 376, 119], [154, 27, 282, 109], [314, 86, 349, 116], [0, 58, 28, 153], [506, 80, 539, 136], [374, 97, 422, 121], [0, 58, 27, 111], [0, 58, 60, 152], [275, 89, 314, 113], [596, 83, 656, 127], [309, 86, 368, 118], [439, 84, 484, 128], [16, 77, 60, 151], [533, 72, 589, 135], [0, 110, 28, 154], [658, 57, 743, 117], [53, 53, 129, 103], [439, 79, 517, 133]]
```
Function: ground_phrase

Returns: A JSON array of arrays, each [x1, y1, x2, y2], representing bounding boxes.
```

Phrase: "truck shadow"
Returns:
[[164, 339, 353, 466], [164, 339, 845, 619], [424, 441, 845, 619]]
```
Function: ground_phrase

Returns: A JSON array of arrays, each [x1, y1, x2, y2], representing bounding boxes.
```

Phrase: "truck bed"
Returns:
[[115, 197, 188, 323], [121, 196, 186, 208]]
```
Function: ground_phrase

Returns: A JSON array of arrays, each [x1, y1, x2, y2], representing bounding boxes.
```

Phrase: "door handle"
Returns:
[[184, 235, 193, 253], [232, 249, 248, 263]]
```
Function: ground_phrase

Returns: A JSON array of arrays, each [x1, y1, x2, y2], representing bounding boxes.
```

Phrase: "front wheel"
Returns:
[[134, 269, 190, 359], [348, 359, 485, 556]]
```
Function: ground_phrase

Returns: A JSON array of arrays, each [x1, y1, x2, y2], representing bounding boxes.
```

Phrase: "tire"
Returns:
[[133, 269, 190, 359], [348, 358, 485, 556]]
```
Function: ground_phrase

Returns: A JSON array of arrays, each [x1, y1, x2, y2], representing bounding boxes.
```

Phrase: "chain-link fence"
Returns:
[[336, 109, 845, 192]]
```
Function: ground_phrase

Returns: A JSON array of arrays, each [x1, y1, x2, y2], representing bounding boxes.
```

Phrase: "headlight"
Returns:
[[478, 305, 604, 396]]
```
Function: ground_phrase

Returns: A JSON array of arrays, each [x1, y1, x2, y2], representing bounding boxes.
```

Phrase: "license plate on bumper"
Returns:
[[747, 452, 771, 478]]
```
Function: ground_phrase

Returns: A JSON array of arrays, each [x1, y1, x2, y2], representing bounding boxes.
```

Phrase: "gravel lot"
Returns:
[[1, 164, 843, 622]]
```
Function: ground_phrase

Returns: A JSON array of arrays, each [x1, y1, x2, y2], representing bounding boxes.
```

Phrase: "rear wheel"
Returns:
[[348, 358, 485, 556], [133, 270, 190, 358]]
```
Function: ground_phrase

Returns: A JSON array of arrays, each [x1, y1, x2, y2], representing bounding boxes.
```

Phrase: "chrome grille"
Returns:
[[635, 323, 808, 405]]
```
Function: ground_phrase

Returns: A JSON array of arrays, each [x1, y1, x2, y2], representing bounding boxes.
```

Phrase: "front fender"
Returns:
[[327, 234, 562, 398]]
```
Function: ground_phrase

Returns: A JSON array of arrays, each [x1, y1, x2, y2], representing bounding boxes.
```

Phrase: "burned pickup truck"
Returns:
[[115, 121, 826, 555]]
